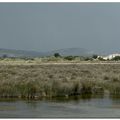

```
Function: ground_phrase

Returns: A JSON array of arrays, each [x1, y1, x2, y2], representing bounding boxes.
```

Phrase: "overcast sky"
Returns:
[[0, 3, 120, 53]]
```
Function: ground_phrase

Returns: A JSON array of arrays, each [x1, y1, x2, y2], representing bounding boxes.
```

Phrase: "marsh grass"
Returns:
[[0, 63, 119, 98]]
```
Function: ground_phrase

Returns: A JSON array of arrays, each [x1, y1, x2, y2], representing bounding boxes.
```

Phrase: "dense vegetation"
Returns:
[[1, 53, 120, 62], [0, 54, 120, 99], [0, 62, 120, 99]]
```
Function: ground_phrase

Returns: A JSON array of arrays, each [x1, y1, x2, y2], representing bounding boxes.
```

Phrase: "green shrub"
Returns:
[[98, 57, 105, 61], [112, 56, 120, 61], [64, 56, 75, 61], [84, 57, 93, 61]]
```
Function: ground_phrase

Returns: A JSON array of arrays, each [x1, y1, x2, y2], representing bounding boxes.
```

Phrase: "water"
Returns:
[[0, 95, 120, 118]]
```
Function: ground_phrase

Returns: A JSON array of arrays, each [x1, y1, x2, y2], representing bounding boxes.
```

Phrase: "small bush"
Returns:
[[64, 56, 75, 61], [84, 57, 93, 61], [98, 57, 105, 61]]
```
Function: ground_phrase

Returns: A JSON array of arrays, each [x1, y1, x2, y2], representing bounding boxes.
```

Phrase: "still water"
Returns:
[[0, 95, 120, 118]]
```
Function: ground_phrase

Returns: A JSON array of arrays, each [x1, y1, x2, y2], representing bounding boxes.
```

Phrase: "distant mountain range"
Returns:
[[0, 48, 95, 58], [0, 48, 44, 58], [46, 48, 95, 56]]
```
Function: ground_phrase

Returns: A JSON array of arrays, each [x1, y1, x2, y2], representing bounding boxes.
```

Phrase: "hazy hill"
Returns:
[[45, 48, 94, 56], [0, 47, 95, 58], [0, 48, 44, 58]]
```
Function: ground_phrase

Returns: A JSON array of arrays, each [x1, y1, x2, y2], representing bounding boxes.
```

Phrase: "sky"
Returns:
[[0, 3, 120, 53]]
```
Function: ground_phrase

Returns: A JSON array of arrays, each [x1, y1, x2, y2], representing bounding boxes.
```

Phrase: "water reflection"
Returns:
[[25, 100, 38, 109], [47, 94, 104, 103], [0, 98, 18, 102], [109, 95, 120, 108], [0, 94, 119, 118]]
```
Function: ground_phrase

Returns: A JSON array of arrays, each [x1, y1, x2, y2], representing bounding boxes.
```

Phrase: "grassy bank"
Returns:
[[0, 63, 120, 98]]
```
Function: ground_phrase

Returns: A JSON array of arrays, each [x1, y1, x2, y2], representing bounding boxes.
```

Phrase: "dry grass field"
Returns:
[[0, 59, 120, 99]]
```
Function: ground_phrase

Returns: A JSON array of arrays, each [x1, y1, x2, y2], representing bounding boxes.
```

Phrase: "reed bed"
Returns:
[[0, 63, 120, 98]]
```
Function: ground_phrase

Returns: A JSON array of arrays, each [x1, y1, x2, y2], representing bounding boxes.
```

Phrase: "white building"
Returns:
[[103, 53, 120, 60]]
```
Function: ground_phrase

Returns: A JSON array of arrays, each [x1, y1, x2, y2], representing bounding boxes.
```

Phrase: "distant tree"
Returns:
[[2, 54, 8, 58], [112, 56, 120, 61], [92, 54, 98, 59], [54, 53, 61, 58]]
